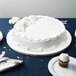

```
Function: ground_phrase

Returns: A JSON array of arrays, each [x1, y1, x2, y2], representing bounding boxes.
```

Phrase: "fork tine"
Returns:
[[75, 30, 76, 37], [62, 20, 67, 24]]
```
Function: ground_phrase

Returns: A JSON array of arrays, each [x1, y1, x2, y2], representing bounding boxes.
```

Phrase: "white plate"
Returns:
[[48, 56, 76, 76], [6, 30, 72, 56]]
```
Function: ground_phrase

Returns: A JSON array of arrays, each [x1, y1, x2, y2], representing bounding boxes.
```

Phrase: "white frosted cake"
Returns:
[[10, 15, 66, 52]]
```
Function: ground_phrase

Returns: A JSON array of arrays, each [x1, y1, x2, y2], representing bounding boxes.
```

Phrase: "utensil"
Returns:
[[75, 30, 76, 37], [62, 20, 67, 24], [0, 57, 23, 72], [0, 51, 23, 72]]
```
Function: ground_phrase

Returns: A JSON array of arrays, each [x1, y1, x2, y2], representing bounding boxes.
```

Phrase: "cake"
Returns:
[[9, 15, 66, 52], [9, 17, 20, 24], [58, 53, 70, 67]]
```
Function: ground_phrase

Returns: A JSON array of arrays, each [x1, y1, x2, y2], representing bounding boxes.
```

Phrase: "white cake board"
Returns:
[[48, 56, 76, 76], [6, 30, 72, 56]]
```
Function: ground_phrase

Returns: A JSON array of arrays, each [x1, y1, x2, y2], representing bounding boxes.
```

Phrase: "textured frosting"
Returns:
[[11, 15, 66, 51], [9, 17, 20, 24], [12, 30, 66, 51], [13, 15, 65, 42], [59, 53, 69, 62]]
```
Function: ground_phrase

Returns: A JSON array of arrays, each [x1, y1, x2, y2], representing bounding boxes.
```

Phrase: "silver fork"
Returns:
[[62, 20, 67, 24], [75, 30, 76, 37]]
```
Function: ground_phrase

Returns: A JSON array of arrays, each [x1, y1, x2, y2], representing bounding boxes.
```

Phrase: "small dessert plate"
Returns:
[[48, 56, 76, 76]]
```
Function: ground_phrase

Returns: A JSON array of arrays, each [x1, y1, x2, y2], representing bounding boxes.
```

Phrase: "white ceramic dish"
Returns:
[[6, 29, 72, 56], [48, 56, 76, 76], [0, 31, 3, 41]]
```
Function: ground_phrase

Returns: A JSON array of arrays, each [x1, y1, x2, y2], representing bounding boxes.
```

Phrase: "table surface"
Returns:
[[0, 18, 76, 76]]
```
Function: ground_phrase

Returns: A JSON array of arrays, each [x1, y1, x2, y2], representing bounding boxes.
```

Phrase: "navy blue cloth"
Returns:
[[0, 18, 76, 76]]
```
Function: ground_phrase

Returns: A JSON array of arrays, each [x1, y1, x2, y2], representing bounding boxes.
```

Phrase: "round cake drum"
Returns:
[[7, 29, 72, 56]]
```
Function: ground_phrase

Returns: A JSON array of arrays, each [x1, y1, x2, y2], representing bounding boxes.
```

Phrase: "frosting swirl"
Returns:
[[59, 53, 69, 62]]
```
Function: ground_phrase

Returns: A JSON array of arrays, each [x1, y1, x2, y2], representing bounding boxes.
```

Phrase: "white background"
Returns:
[[0, 0, 76, 18]]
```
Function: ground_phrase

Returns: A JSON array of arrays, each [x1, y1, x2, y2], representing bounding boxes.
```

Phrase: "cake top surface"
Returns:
[[59, 53, 69, 62], [14, 15, 65, 42]]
